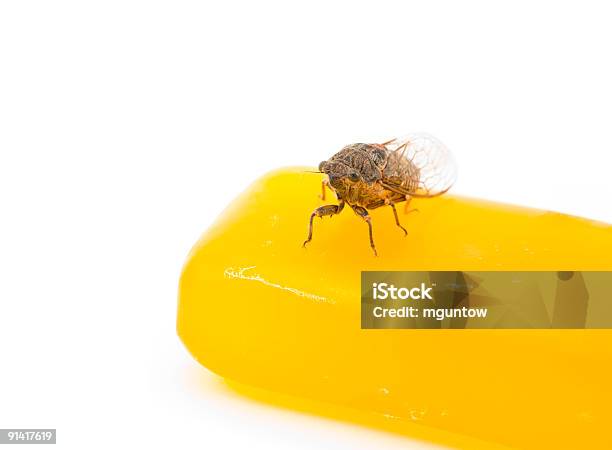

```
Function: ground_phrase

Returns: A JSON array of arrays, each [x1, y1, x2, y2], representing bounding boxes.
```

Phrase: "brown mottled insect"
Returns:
[[303, 133, 457, 256]]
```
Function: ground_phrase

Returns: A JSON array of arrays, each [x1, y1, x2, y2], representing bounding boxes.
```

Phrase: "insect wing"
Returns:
[[382, 133, 457, 197]]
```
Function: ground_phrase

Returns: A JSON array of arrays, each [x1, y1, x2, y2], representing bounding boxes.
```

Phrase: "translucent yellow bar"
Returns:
[[178, 167, 612, 449]]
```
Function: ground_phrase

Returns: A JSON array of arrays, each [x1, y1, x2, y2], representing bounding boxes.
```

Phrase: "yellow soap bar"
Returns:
[[178, 167, 612, 450]]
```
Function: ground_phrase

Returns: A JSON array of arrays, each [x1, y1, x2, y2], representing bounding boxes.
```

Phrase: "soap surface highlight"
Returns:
[[178, 167, 612, 450]]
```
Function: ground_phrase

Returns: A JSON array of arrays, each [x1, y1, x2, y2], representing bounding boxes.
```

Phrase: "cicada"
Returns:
[[303, 133, 457, 256]]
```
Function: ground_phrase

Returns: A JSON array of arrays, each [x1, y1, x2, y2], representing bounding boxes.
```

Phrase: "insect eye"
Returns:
[[318, 161, 327, 172], [348, 171, 360, 182]]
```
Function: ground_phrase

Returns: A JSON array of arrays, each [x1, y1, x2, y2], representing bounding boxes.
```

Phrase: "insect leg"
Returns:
[[403, 196, 419, 215], [302, 200, 345, 248], [389, 202, 408, 236], [350, 205, 378, 256], [319, 178, 338, 201], [320, 178, 329, 200]]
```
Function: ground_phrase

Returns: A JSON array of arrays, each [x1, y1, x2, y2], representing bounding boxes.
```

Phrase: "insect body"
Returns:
[[302, 133, 457, 256]]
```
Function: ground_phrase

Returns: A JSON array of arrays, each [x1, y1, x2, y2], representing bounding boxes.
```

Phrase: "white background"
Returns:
[[1, 1, 612, 449]]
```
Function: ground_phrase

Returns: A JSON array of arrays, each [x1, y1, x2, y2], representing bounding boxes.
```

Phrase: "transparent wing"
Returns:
[[381, 133, 457, 197]]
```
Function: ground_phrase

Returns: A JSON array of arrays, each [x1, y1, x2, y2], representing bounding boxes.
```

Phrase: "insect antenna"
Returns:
[[394, 142, 408, 159], [381, 137, 397, 146]]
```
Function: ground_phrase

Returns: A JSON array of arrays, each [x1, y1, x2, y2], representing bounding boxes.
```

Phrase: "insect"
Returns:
[[302, 133, 457, 256]]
